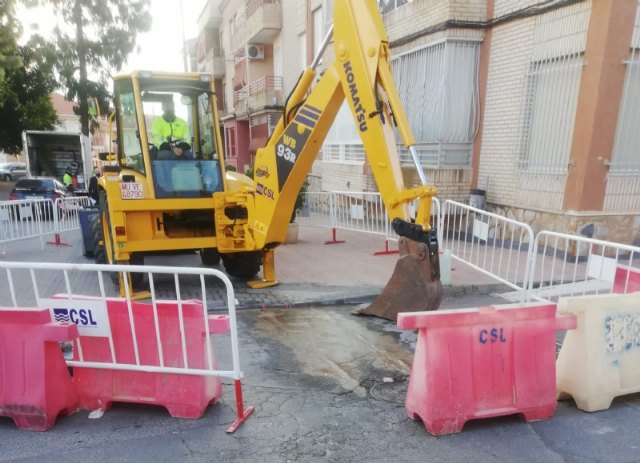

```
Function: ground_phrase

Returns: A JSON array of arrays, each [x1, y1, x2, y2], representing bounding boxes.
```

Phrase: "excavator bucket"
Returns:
[[355, 237, 443, 321]]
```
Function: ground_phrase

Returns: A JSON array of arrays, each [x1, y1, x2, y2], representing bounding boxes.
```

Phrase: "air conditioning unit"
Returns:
[[246, 44, 265, 60]]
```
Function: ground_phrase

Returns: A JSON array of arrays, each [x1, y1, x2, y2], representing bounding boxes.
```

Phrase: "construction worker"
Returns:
[[62, 167, 73, 191], [151, 99, 193, 160], [88, 167, 100, 203]]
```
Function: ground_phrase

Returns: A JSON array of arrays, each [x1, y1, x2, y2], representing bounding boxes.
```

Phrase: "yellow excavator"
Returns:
[[89, 0, 442, 320]]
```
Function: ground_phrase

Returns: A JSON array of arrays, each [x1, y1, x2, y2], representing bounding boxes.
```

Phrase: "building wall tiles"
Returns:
[[477, 17, 536, 205]]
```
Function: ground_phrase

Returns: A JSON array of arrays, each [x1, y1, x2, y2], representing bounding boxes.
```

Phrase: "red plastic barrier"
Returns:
[[0, 308, 78, 431], [612, 266, 640, 294], [72, 299, 230, 419], [398, 303, 576, 436]]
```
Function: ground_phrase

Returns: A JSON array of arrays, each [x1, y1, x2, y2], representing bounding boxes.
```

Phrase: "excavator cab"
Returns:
[[94, 72, 264, 282], [113, 75, 225, 200]]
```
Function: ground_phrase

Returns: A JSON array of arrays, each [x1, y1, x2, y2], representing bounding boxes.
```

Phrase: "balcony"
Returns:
[[197, 0, 223, 30], [198, 49, 225, 77], [230, 0, 282, 53], [234, 76, 283, 117]]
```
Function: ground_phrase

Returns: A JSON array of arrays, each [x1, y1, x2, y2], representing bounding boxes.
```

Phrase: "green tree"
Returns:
[[0, 38, 59, 153], [31, 0, 152, 136], [0, 0, 22, 79]]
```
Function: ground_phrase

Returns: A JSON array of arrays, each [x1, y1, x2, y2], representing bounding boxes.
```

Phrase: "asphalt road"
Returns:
[[3, 179, 640, 462], [2, 300, 640, 463]]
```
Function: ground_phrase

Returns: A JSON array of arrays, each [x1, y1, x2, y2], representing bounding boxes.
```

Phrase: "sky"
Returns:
[[16, 0, 207, 74]]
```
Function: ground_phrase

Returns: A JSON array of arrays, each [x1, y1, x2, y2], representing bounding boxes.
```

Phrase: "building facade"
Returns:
[[474, 0, 640, 245], [195, 0, 640, 245], [51, 93, 81, 133]]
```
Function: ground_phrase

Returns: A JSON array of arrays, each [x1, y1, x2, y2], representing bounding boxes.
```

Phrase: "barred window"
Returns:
[[518, 56, 583, 174], [322, 39, 479, 168], [610, 56, 640, 172], [603, 1, 640, 211], [392, 39, 480, 168]]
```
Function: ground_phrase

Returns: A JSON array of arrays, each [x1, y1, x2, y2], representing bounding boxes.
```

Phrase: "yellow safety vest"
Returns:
[[151, 116, 191, 146]]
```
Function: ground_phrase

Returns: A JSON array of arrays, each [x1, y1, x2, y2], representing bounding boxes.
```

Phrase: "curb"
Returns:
[[230, 282, 516, 310], [442, 282, 513, 297]]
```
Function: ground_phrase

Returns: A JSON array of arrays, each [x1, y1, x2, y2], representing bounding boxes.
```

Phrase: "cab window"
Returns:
[[197, 92, 219, 161], [139, 86, 223, 198], [141, 91, 194, 154], [115, 80, 145, 174]]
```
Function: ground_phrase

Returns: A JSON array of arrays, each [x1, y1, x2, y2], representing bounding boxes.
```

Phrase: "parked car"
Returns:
[[0, 162, 27, 181], [8, 177, 72, 220]]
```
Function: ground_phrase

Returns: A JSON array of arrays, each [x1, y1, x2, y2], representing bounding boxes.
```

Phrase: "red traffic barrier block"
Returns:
[[612, 266, 640, 294], [72, 299, 229, 419], [0, 308, 79, 431], [398, 303, 576, 436]]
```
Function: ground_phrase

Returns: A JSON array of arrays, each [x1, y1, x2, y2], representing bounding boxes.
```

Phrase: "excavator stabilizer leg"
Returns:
[[355, 236, 443, 321]]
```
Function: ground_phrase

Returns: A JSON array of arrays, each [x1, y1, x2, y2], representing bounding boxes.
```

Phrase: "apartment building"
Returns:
[[195, 0, 640, 245], [474, 0, 640, 245]]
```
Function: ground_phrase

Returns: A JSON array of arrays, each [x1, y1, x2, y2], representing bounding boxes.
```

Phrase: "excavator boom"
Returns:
[[94, 0, 442, 319], [251, 0, 443, 319]]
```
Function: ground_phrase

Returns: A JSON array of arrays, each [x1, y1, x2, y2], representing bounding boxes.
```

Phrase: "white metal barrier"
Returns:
[[55, 196, 93, 234], [0, 199, 57, 248], [298, 194, 640, 301], [298, 191, 441, 246], [526, 231, 640, 302], [0, 261, 254, 432], [0, 197, 92, 250], [4, 190, 441, 254], [441, 200, 534, 294], [296, 191, 333, 229], [298, 191, 388, 236]]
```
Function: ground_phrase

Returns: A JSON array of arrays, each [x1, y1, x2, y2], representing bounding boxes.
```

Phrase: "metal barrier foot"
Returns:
[[226, 379, 254, 433], [227, 406, 255, 433], [47, 233, 71, 247], [373, 239, 399, 256], [324, 228, 345, 245]]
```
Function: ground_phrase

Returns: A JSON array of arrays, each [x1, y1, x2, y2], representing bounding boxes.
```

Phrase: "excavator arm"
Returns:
[[250, 0, 443, 319]]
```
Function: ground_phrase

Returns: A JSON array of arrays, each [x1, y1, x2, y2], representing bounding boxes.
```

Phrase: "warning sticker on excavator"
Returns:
[[120, 183, 144, 199], [253, 220, 267, 235]]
